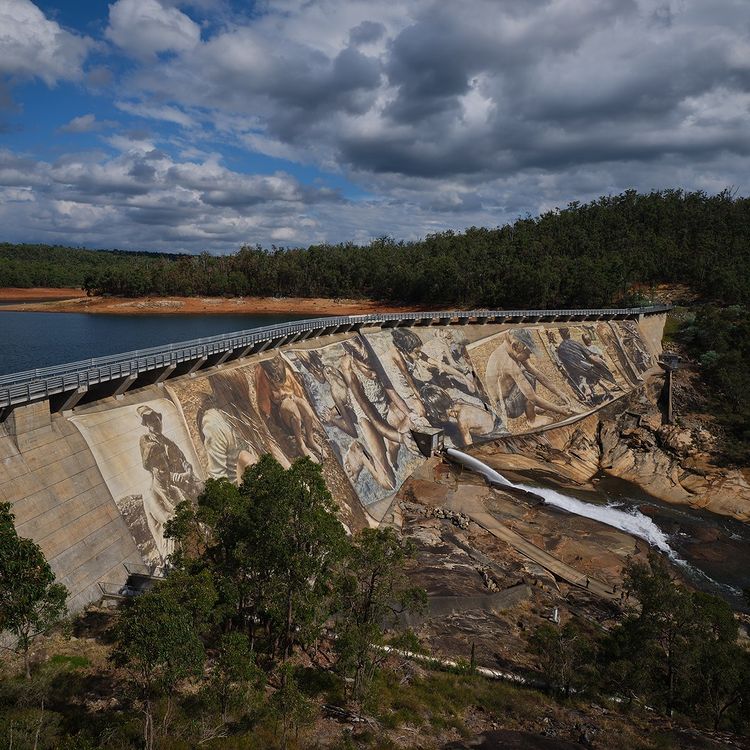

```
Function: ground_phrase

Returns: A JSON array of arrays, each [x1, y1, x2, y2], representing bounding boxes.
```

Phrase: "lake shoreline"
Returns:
[[0, 288, 426, 316]]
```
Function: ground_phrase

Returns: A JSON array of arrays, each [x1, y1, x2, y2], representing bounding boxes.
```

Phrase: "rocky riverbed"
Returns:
[[392, 460, 653, 673], [392, 385, 750, 679], [472, 375, 750, 524]]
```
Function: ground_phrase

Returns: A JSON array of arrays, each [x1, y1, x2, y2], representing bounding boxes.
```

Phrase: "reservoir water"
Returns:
[[0, 311, 319, 376]]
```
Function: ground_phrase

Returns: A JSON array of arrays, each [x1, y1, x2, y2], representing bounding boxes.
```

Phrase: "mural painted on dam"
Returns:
[[589, 322, 643, 386], [70, 398, 203, 564], [538, 325, 629, 407], [468, 329, 581, 432], [365, 328, 505, 447], [166, 356, 364, 529], [467, 323, 650, 431], [286, 336, 423, 519], [168, 366, 289, 483], [610, 320, 656, 378], [65, 320, 661, 554]]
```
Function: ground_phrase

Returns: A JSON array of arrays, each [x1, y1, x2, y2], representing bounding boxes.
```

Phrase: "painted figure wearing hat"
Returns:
[[137, 404, 201, 556]]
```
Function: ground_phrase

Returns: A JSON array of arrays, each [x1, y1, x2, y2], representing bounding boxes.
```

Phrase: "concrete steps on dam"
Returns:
[[0, 309, 666, 613]]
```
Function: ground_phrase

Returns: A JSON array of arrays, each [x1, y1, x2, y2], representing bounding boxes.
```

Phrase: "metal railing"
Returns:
[[0, 305, 670, 409]]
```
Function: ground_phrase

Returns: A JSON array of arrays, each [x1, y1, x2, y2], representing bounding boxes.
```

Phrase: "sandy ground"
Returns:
[[0, 287, 88, 302], [0, 287, 426, 315]]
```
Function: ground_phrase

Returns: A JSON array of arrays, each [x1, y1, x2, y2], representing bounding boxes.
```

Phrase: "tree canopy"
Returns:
[[0, 502, 68, 679], [599, 553, 750, 726], [3, 189, 750, 308], [334, 527, 426, 700], [166, 455, 350, 659]]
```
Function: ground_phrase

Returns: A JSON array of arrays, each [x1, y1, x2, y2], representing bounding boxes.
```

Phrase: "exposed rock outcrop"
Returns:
[[477, 380, 750, 523]]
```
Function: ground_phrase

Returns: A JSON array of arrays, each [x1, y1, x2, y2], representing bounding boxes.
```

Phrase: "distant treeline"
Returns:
[[1, 189, 749, 307], [0, 244, 180, 290]]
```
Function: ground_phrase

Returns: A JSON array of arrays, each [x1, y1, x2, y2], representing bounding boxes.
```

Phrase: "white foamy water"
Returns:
[[508, 479, 748, 597], [444, 448, 512, 486], [446, 448, 676, 554], [510, 480, 675, 555]]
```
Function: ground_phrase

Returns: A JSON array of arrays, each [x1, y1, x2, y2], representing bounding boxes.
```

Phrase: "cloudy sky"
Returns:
[[0, 0, 748, 252]]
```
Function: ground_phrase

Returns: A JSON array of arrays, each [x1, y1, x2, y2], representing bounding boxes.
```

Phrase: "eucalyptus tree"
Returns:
[[167, 456, 349, 659], [334, 527, 426, 701], [111, 587, 205, 750], [0, 502, 68, 679]]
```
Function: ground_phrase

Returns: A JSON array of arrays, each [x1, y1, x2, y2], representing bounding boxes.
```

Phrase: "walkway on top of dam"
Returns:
[[0, 304, 670, 414]]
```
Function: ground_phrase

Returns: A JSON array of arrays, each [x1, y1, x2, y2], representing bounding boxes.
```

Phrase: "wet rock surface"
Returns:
[[394, 467, 642, 673], [474, 377, 750, 523]]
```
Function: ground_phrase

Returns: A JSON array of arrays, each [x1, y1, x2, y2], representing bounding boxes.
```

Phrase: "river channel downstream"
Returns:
[[505, 468, 750, 611]]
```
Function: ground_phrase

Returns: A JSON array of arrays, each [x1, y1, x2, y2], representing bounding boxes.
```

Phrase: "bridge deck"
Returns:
[[0, 305, 670, 411]]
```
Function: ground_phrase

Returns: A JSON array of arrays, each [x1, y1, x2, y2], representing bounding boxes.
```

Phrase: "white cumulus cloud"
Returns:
[[106, 0, 201, 60], [59, 114, 104, 133], [0, 0, 92, 85]]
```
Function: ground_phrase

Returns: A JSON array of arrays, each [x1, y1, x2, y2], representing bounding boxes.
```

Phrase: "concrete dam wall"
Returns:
[[0, 309, 666, 611]]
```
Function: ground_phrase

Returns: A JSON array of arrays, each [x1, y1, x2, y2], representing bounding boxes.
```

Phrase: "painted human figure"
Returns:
[[390, 328, 502, 441], [556, 328, 616, 403], [198, 399, 263, 481], [342, 440, 394, 491], [581, 331, 617, 400], [137, 405, 201, 556], [288, 348, 395, 490], [301, 336, 412, 491], [342, 337, 413, 436], [420, 384, 502, 446], [316, 363, 396, 491], [392, 328, 474, 394], [487, 334, 573, 425], [255, 353, 323, 462], [196, 371, 289, 483], [619, 321, 652, 374], [322, 364, 359, 438], [370, 331, 428, 422]]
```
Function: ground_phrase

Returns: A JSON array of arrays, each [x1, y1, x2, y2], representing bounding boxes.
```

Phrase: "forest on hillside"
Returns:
[[1, 189, 749, 308], [0, 245, 178, 290]]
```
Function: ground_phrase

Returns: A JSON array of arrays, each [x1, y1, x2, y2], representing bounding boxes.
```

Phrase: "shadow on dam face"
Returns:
[[0, 309, 667, 611]]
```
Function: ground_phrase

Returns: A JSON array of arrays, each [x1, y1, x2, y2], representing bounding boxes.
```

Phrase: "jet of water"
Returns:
[[514, 482, 674, 555]]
